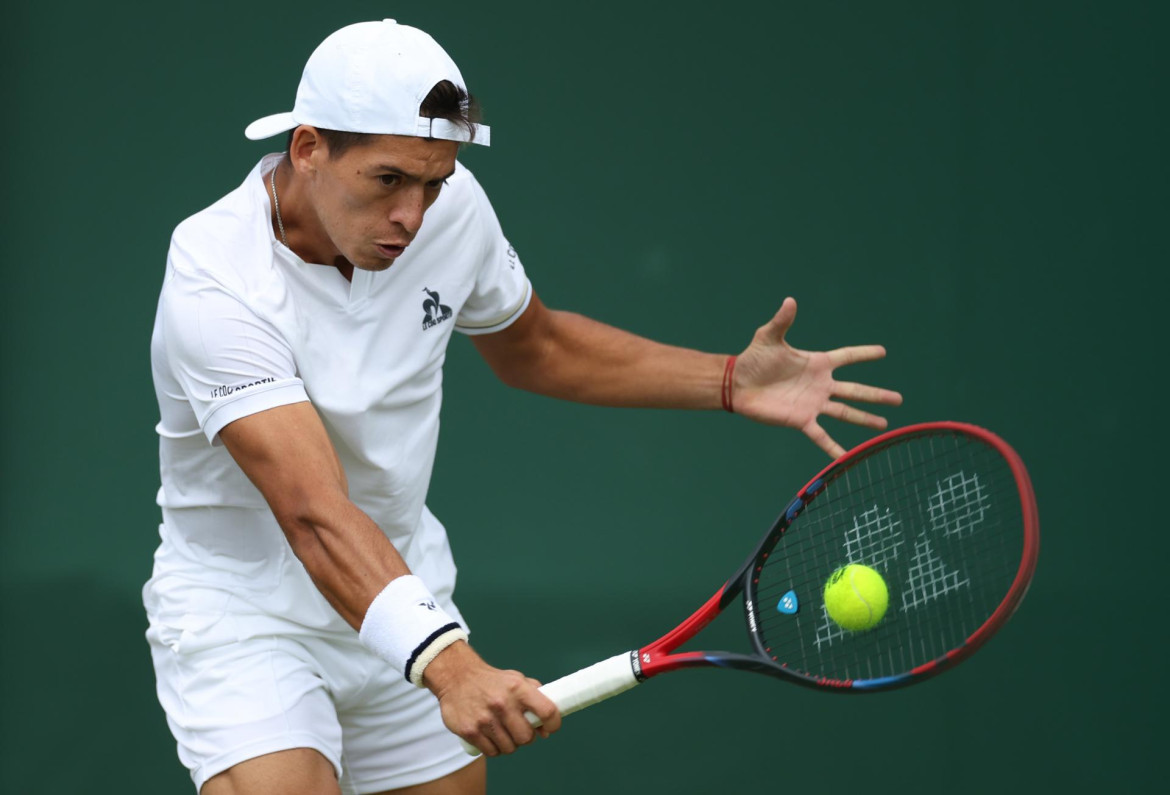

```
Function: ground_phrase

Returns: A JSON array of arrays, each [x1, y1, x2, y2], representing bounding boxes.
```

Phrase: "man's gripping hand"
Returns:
[[423, 640, 562, 756]]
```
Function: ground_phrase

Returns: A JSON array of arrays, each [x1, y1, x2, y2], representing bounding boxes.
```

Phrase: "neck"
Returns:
[[269, 158, 352, 280], [332, 257, 354, 282]]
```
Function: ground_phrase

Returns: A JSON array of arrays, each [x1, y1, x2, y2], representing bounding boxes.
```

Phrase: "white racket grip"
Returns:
[[537, 651, 640, 718], [460, 651, 639, 755]]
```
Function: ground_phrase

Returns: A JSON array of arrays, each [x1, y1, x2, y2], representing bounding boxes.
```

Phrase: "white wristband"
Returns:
[[359, 575, 468, 687]]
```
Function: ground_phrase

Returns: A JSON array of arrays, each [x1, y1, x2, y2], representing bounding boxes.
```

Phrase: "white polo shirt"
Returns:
[[144, 153, 530, 641]]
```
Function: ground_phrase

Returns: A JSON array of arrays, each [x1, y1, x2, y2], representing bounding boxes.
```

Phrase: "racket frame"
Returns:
[[461, 422, 1040, 754], [633, 421, 1040, 691]]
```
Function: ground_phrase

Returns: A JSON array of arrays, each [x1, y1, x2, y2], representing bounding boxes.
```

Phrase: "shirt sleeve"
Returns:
[[454, 175, 533, 336], [159, 266, 309, 445]]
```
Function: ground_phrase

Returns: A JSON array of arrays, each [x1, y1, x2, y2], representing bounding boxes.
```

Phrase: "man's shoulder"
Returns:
[[168, 162, 272, 287]]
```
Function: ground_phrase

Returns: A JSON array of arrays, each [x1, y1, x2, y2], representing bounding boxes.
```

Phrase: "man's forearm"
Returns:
[[278, 491, 412, 630], [219, 402, 413, 631], [475, 302, 728, 409]]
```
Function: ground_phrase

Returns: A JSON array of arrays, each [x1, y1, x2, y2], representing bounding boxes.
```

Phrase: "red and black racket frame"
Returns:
[[629, 421, 1041, 692]]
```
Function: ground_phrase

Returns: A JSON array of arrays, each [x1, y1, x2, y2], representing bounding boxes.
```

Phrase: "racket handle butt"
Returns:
[[460, 651, 639, 755]]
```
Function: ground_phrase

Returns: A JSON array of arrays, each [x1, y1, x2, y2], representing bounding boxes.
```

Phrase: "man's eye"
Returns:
[[379, 175, 400, 186], [427, 179, 448, 190]]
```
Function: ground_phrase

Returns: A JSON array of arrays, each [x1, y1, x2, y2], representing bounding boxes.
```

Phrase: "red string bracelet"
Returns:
[[721, 355, 737, 413]]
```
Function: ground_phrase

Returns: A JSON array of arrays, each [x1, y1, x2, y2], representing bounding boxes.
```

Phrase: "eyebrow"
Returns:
[[378, 165, 458, 182]]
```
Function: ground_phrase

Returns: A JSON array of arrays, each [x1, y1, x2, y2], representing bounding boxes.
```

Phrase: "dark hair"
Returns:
[[285, 80, 482, 158]]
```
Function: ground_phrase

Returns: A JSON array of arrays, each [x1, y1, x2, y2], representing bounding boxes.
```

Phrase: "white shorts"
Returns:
[[146, 617, 475, 794]]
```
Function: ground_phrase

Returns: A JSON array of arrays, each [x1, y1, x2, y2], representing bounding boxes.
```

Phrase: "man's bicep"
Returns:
[[218, 401, 348, 522], [470, 291, 556, 383]]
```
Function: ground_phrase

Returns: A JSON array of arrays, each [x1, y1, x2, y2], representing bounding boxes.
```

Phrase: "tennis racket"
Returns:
[[462, 421, 1039, 754]]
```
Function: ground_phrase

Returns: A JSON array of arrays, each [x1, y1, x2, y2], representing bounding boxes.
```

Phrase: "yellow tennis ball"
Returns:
[[824, 564, 889, 631]]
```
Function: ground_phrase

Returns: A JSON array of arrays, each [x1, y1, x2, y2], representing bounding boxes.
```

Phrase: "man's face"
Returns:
[[298, 131, 460, 272]]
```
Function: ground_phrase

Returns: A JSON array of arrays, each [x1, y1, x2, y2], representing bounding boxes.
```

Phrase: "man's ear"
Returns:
[[289, 125, 326, 174]]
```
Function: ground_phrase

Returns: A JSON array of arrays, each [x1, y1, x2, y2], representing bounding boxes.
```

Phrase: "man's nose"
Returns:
[[389, 187, 427, 236]]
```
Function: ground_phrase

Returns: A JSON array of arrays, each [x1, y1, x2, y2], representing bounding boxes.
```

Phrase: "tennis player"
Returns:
[[144, 19, 902, 795]]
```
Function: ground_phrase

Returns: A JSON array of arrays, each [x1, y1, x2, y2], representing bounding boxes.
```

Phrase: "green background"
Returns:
[[3, 1, 1165, 792]]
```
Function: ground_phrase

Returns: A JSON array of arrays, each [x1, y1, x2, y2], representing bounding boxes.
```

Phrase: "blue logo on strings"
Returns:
[[777, 590, 799, 615]]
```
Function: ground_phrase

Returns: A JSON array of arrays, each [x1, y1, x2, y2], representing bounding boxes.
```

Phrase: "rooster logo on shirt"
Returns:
[[421, 287, 452, 330]]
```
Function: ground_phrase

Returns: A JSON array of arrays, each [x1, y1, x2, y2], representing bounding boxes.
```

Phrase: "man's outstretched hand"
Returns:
[[732, 297, 904, 458]]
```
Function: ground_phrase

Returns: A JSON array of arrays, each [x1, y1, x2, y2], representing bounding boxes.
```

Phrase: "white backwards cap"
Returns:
[[244, 19, 489, 146]]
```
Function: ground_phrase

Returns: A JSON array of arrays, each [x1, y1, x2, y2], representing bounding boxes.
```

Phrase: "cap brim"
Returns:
[[418, 118, 491, 146], [244, 112, 297, 141]]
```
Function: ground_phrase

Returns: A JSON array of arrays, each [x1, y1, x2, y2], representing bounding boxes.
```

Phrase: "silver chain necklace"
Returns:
[[270, 164, 288, 247]]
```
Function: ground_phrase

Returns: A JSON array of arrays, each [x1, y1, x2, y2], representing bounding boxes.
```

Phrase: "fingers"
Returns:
[[460, 717, 501, 756], [462, 706, 522, 756], [802, 421, 844, 459], [526, 678, 563, 735], [464, 716, 525, 757], [757, 297, 798, 345], [823, 401, 889, 430], [495, 709, 538, 754], [471, 724, 505, 757], [486, 699, 559, 754], [805, 400, 897, 458], [456, 676, 561, 757], [827, 344, 887, 367], [833, 381, 904, 408]]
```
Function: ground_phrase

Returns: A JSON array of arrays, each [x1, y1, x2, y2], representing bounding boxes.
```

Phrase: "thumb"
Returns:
[[758, 297, 797, 345]]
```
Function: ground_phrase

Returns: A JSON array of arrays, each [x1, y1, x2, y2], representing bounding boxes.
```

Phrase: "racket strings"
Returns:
[[751, 431, 1025, 683]]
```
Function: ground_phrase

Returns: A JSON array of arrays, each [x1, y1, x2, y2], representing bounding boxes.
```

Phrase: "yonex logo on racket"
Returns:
[[777, 591, 799, 614]]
